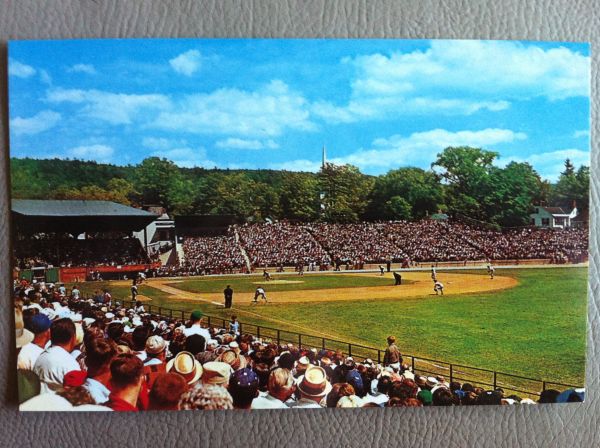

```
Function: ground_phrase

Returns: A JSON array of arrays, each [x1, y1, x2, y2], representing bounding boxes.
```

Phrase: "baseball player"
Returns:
[[487, 263, 495, 279], [433, 280, 444, 295], [379, 265, 385, 276], [253, 286, 268, 304], [431, 265, 437, 281], [263, 269, 272, 281], [393, 271, 402, 285]]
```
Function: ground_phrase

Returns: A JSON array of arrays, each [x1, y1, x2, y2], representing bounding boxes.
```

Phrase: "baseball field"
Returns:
[[73, 266, 587, 386]]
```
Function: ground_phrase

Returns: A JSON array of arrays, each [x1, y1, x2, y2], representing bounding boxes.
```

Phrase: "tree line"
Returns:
[[11, 146, 589, 228]]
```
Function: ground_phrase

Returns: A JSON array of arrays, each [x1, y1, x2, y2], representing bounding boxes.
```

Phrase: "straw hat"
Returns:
[[297, 366, 332, 398], [166, 351, 203, 385]]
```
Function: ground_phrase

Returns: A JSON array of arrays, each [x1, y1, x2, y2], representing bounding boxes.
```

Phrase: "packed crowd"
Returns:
[[305, 223, 407, 268], [15, 280, 583, 411], [15, 220, 588, 274], [182, 236, 246, 275], [14, 237, 150, 269], [236, 223, 331, 268]]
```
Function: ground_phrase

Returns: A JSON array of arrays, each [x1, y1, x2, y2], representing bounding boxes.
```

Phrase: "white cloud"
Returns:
[[46, 88, 171, 125], [500, 148, 589, 182], [330, 128, 527, 170], [573, 129, 590, 138], [10, 110, 61, 135], [154, 80, 315, 137], [68, 64, 97, 75], [9, 59, 36, 78], [169, 50, 201, 76], [151, 146, 216, 168], [215, 138, 279, 150], [314, 41, 589, 123], [68, 144, 115, 163]]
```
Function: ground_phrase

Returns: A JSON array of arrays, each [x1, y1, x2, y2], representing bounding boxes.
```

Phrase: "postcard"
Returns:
[[10, 38, 589, 411]]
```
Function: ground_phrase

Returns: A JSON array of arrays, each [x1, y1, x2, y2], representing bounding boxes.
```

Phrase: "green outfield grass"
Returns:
[[73, 267, 587, 385], [165, 273, 410, 293]]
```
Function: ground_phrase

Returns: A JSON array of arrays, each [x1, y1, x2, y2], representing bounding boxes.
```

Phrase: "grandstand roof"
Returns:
[[12, 199, 158, 234]]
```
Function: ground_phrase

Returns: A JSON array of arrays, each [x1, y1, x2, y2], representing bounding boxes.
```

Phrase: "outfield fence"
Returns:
[[123, 300, 583, 398]]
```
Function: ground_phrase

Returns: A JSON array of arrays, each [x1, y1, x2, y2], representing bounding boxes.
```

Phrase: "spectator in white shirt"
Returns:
[[251, 368, 295, 409], [183, 310, 211, 341], [33, 318, 81, 394], [18, 313, 51, 371]]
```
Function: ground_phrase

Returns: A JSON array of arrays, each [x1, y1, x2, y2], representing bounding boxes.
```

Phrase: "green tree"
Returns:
[[366, 167, 444, 220], [212, 173, 280, 221], [384, 196, 412, 220], [552, 162, 589, 213], [485, 162, 545, 227], [318, 163, 374, 223], [279, 173, 320, 221], [432, 146, 499, 220], [133, 157, 183, 207]]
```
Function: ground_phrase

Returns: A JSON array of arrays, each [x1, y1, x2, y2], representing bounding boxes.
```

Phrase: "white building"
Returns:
[[133, 206, 175, 255], [530, 205, 578, 229]]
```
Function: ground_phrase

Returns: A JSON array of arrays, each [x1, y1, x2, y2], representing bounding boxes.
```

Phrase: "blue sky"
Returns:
[[8, 38, 590, 181]]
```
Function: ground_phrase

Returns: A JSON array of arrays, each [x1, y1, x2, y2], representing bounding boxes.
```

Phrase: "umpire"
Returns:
[[393, 271, 402, 285], [224, 285, 234, 308]]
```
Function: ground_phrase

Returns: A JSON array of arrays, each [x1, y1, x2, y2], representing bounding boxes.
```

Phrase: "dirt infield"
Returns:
[[143, 271, 518, 305]]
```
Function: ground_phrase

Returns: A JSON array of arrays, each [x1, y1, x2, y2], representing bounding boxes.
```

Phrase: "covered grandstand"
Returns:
[[12, 200, 160, 282]]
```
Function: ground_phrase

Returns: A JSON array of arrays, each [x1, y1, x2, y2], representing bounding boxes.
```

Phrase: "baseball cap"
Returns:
[[27, 314, 52, 334], [229, 368, 259, 389], [417, 389, 433, 405], [190, 310, 203, 320]]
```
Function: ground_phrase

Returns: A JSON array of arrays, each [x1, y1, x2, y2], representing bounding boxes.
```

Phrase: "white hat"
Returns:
[[105, 312, 115, 320], [83, 317, 96, 326], [403, 370, 415, 380]]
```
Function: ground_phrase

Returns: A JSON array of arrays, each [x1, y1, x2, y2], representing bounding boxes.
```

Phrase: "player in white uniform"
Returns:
[[253, 286, 268, 304], [431, 265, 437, 281], [433, 280, 444, 295], [487, 264, 495, 279]]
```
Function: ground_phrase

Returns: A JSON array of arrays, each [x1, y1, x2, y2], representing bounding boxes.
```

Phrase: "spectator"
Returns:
[[252, 368, 296, 409], [229, 368, 260, 409], [183, 310, 211, 341], [179, 383, 233, 410], [149, 373, 189, 411], [34, 318, 81, 393], [84, 337, 117, 404], [144, 335, 168, 388], [106, 354, 144, 412], [18, 313, 51, 371], [166, 351, 203, 386], [383, 335, 401, 370], [289, 366, 332, 409]]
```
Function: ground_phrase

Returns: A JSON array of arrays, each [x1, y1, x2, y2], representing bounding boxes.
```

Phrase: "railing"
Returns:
[[123, 300, 583, 398]]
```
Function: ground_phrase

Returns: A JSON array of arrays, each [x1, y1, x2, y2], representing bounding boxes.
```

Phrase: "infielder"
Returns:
[[393, 271, 402, 285], [433, 280, 444, 295], [487, 264, 495, 279], [252, 286, 268, 304], [431, 265, 437, 281], [263, 269, 272, 281]]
